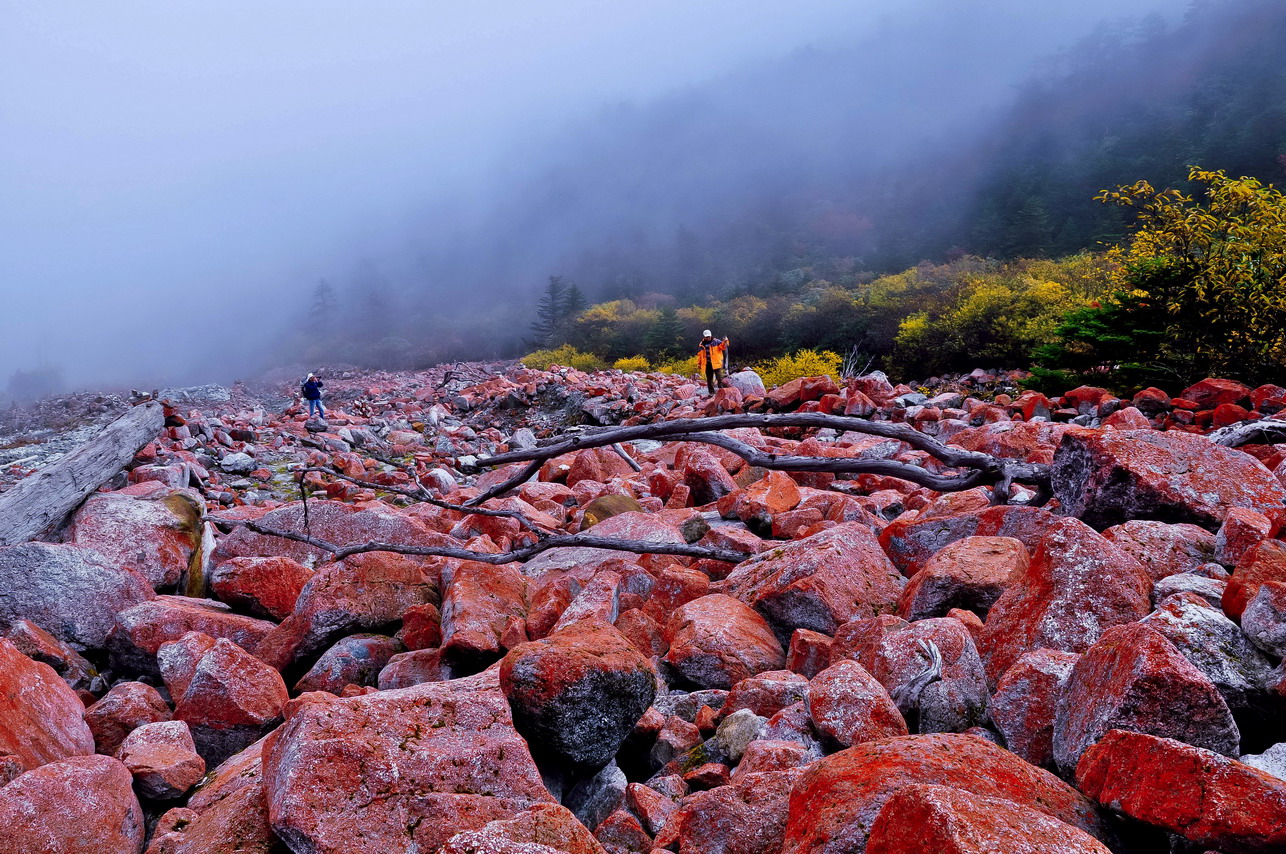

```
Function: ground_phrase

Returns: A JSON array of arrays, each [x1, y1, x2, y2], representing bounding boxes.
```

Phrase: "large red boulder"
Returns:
[[440, 803, 605, 854], [719, 523, 904, 639], [1178, 377, 1253, 410], [292, 633, 404, 694], [836, 617, 988, 733], [896, 536, 1025, 621], [209, 556, 315, 620], [878, 505, 1057, 576], [256, 550, 437, 671], [145, 737, 277, 854], [84, 680, 173, 756], [654, 769, 805, 854], [263, 675, 554, 854], [109, 595, 277, 675], [1101, 520, 1217, 582], [0, 542, 154, 650], [0, 638, 95, 771], [682, 448, 738, 505], [989, 649, 1078, 770], [978, 517, 1151, 683], [722, 670, 809, 719], [806, 660, 907, 748], [162, 635, 289, 766], [780, 733, 1107, 854], [0, 754, 144, 854], [523, 512, 687, 575], [2, 618, 100, 693], [440, 560, 529, 668], [1051, 427, 1286, 529], [115, 719, 206, 800], [1077, 729, 1286, 854], [1052, 622, 1239, 775], [663, 594, 785, 689], [211, 499, 451, 566], [500, 620, 656, 771], [66, 490, 202, 589], [866, 783, 1111, 854]]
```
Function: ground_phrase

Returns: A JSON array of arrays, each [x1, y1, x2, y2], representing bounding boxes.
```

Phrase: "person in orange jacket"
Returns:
[[696, 330, 729, 394]]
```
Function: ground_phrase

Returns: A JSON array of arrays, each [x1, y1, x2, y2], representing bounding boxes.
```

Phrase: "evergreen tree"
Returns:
[[529, 275, 569, 347], [644, 306, 684, 360], [309, 279, 336, 335]]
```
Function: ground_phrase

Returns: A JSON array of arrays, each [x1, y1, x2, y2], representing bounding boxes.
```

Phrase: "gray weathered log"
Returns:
[[1208, 418, 1286, 448], [0, 401, 165, 546]]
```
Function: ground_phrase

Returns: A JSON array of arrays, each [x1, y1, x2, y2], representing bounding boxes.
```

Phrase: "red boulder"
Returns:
[[0, 638, 95, 771], [0, 754, 144, 854]]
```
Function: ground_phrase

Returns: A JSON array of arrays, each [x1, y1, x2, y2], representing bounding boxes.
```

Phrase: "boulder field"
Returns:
[[1, 364, 1285, 853]]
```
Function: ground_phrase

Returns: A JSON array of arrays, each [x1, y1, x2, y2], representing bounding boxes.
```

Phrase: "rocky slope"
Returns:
[[2, 363, 1286, 854]]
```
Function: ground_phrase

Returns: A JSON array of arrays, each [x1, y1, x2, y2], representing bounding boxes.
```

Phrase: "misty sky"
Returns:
[[1, 0, 1179, 389]]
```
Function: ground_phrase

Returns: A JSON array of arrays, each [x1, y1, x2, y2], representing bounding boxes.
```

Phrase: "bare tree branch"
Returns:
[[468, 412, 1050, 506], [207, 515, 752, 565]]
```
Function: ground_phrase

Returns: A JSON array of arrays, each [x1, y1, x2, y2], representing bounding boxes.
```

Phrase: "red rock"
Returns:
[[1131, 386, 1171, 415], [979, 517, 1151, 683], [866, 783, 1111, 854], [765, 378, 808, 409], [771, 507, 825, 539], [682, 449, 738, 505], [66, 490, 202, 589], [641, 565, 709, 624], [807, 660, 907, 748], [1243, 580, 1286, 658], [615, 608, 666, 659], [209, 556, 314, 620], [1212, 402, 1252, 428], [1101, 405, 1151, 430], [441, 803, 606, 854], [1, 618, 100, 692], [0, 754, 144, 854], [732, 739, 809, 779], [1101, 519, 1217, 582], [146, 737, 293, 854], [946, 608, 984, 645], [655, 769, 805, 854], [293, 633, 404, 694], [738, 471, 802, 527], [897, 536, 1025, 621], [440, 560, 529, 669], [663, 594, 785, 689], [596, 809, 653, 854], [786, 629, 832, 679], [256, 550, 437, 671], [626, 782, 679, 836], [1179, 377, 1252, 410], [109, 595, 277, 674], [721, 670, 809, 719], [0, 638, 95, 771], [1224, 539, 1286, 618], [524, 512, 686, 576], [1216, 507, 1276, 567], [566, 447, 637, 488], [0, 542, 154, 651], [116, 719, 206, 800], [844, 389, 878, 417], [398, 601, 442, 649], [1077, 729, 1286, 854], [263, 675, 553, 854], [1052, 622, 1239, 774], [781, 733, 1105, 854], [720, 522, 904, 639], [1062, 386, 1110, 414], [501, 620, 656, 770], [84, 681, 173, 756], [683, 761, 731, 789], [1051, 427, 1286, 529], [989, 649, 1079, 769], [377, 647, 445, 689], [163, 635, 289, 766], [878, 505, 1057, 576], [651, 715, 702, 768]]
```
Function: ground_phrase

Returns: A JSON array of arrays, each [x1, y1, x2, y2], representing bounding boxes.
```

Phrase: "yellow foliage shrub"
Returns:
[[521, 344, 608, 372], [754, 349, 843, 389], [614, 355, 651, 372], [656, 355, 699, 376]]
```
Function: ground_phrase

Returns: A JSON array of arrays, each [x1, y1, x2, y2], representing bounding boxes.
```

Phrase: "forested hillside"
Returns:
[[291, 0, 1286, 383]]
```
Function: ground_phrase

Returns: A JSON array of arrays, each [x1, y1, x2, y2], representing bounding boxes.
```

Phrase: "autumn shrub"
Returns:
[[656, 355, 700, 376], [614, 355, 651, 372], [754, 349, 843, 388], [521, 344, 607, 372]]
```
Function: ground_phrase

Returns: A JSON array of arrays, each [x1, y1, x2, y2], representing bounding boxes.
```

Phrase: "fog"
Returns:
[[0, 0, 1183, 391]]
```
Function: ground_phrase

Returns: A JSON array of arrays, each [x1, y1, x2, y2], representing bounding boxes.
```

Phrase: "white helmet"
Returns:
[[702, 329, 712, 337]]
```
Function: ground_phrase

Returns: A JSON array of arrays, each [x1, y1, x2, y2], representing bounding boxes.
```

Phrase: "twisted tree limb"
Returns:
[[1208, 418, 1286, 448], [469, 412, 1050, 506]]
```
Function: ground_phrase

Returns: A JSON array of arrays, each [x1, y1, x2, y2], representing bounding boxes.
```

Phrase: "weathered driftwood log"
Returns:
[[0, 401, 165, 546], [1209, 418, 1286, 448], [468, 412, 1051, 506]]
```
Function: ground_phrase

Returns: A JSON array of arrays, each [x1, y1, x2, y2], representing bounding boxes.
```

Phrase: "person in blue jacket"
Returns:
[[301, 373, 325, 418]]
